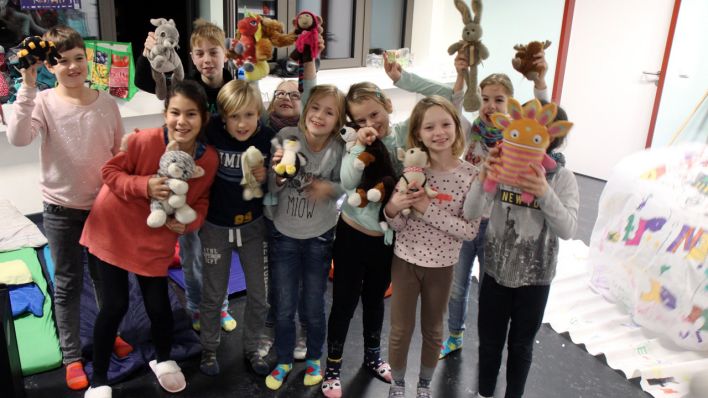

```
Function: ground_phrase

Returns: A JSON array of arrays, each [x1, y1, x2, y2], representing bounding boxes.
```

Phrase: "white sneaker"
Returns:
[[257, 336, 274, 358], [293, 334, 307, 360]]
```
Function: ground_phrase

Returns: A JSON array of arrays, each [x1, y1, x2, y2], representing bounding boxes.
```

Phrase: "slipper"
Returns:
[[149, 360, 186, 393], [84, 385, 111, 398]]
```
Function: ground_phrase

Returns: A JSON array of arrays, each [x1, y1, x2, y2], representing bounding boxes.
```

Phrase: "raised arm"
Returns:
[[7, 64, 46, 147]]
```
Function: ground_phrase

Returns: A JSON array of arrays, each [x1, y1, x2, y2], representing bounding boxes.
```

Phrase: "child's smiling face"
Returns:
[[480, 83, 510, 124]]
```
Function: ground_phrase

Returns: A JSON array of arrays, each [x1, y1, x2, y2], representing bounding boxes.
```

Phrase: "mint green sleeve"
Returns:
[[340, 144, 366, 191], [301, 78, 316, 110], [395, 70, 454, 99]]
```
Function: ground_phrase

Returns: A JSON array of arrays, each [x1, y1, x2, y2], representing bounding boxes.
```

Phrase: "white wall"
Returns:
[[651, 0, 708, 147]]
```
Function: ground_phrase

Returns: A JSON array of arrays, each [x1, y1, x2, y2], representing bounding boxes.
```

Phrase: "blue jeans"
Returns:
[[447, 219, 488, 334], [179, 231, 228, 315], [270, 226, 334, 364]]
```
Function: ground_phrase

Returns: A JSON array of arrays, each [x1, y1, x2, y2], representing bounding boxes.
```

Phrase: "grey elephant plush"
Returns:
[[147, 18, 184, 100], [448, 0, 489, 112]]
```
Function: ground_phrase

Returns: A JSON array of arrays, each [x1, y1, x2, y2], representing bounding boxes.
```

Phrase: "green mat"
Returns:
[[0, 247, 62, 375]]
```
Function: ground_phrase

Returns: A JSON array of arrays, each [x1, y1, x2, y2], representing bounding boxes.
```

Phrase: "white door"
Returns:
[[560, 0, 675, 180]]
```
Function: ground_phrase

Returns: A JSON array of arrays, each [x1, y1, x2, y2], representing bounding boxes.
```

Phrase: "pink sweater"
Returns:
[[385, 161, 480, 268], [7, 86, 124, 210]]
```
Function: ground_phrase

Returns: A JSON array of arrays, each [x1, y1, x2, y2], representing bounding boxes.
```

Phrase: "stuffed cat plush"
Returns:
[[147, 140, 205, 228], [486, 98, 573, 204]]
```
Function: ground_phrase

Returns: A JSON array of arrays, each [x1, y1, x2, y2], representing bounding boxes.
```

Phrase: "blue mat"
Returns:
[[168, 250, 247, 296]]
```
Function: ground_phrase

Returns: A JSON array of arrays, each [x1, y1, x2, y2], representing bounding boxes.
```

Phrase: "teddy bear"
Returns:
[[241, 145, 265, 201], [272, 135, 306, 178], [147, 140, 206, 228], [146, 18, 184, 100], [396, 147, 438, 216], [13, 35, 59, 70], [511, 40, 551, 81], [289, 10, 321, 92], [448, 0, 488, 112], [486, 98, 573, 204], [339, 125, 397, 214], [229, 13, 296, 81]]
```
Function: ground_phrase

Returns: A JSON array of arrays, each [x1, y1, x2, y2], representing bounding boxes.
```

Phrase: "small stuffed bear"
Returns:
[[395, 147, 438, 216], [147, 18, 184, 100], [486, 98, 573, 204], [241, 145, 265, 201], [512, 40, 551, 81], [14, 36, 60, 70], [147, 140, 205, 228], [272, 135, 306, 178]]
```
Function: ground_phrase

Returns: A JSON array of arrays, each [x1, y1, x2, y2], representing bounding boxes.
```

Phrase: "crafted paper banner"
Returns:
[[590, 143, 708, 351], [20, 0, 80, 10]]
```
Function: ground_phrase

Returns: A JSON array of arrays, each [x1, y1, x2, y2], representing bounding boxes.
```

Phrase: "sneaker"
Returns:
[[388, 384, 406, 398], [416, 385, 433, 398], [294, 334, 307, 361], [66, 361, 88, 390], [265, 363, 292, 390], [221, 311, 237, 332], [246, 351, 270, 376], [200, 350, 220, 376], [439, 332, 463, 359], [257, 335, 274, 358]]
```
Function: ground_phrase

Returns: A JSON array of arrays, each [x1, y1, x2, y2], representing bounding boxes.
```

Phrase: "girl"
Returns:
[[197, 79, 275, 377], [384, 95, 480, 398], [265, 84, 346, 391], [79, 80, 218, 398], [6, 26, 128, 390], [466, 102, 577, 398]]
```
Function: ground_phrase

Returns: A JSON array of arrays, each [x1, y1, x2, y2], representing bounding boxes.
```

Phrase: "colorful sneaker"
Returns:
[[113, 335, 133, 358], [439, 332, 463, 359], [221, 311, 237, 332], [66, 361, 89, 390], [265, 363, 292, 390], [303, 358, 323, 386]]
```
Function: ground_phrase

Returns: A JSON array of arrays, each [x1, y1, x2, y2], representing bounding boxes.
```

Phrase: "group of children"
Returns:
[[6, 16, 578, 398]]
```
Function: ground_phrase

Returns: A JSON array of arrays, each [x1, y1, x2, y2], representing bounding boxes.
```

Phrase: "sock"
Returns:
[[364, 345, 391, 382], [200, 350, 220, 376], [65, 361, 89, 390], [440, 331, 464, 358], [394, 379, 406, 387], [113, 335, 133, 358], [418, 378, 431, 388], [324, 357, 342, 381], [266, 363, 293, 390], [304, 358, 323, 386], [221, 311, 237, 332]]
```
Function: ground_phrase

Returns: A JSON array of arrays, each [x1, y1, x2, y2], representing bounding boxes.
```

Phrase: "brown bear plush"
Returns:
[[511, 40, 551, 81]]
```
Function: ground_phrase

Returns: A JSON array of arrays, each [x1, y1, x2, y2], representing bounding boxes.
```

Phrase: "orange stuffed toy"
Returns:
[[229, 13, 295, 81], [511, 40, 551, 81]]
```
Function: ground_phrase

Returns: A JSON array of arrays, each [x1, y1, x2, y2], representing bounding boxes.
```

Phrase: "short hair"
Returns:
[[479, 73, 514, 97], [165, 80, 209, 141], [299, 84, 347, 137], [42, 25, 84, 53], [191, 19, 226, 50], [407, 95, 465, 157], [267, 79, 298, 113], [345, 82, 393, 122], [216, 79, 262, 117]]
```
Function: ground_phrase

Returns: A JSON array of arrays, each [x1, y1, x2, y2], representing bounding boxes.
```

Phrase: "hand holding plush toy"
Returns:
[[447, 0, 488, 112], [511, 40, 551, 82], [395, 147, 438, 217], [289, 10, 322, 92], [146, 18, 184, 100], [229, 13, 296, 81], [14, 36, 60, 70]]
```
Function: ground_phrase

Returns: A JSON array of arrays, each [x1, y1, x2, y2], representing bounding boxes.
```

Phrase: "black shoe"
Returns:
[[246, 352, 271, 376]]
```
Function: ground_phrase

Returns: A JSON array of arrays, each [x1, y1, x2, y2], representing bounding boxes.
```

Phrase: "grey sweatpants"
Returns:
[[199, 218, 269, 353]]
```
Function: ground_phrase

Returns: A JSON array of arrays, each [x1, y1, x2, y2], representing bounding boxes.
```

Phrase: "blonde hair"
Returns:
[[217, 80, 262, 117], [266, 80, 298, 113], [407, 95, 465, 157], [299, 84, 347, 136], [43, 25, 84, 53], [191, 19, 226, 50], [345, 82, 393, 119], [479, 73, 514, 97]]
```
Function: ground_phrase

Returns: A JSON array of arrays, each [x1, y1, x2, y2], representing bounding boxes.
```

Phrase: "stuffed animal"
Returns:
[[146, 18, 184, 100], [485, 98, 573, 204], [272, 135, 306, 178], [230, 13, 296, 81], [241, 145, 265, 200], [289, 10, 321, 92], [340, 125, 397, 214], [512, 40, 551, 81], [147, 140, 206, 228], [14, 36, 59, 70], [448, 0, 488, 112], [396, 147, 438, 217]]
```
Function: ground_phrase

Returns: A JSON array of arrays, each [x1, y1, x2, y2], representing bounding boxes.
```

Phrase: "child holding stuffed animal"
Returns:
[[465, 100, 576, 398], [79, 80, 218, 398], [264, 84, 346, 391], [384, 95, 480, 398], [6, 26, 129, 391], [196, 79, 277, 377]]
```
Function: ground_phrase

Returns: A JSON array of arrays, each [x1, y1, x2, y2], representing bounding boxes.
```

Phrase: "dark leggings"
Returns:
[[327, 218, 393, 359], [91, 259, 173, 387]]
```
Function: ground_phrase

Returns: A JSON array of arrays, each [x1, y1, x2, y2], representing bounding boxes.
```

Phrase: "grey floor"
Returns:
[[23, 173, 651, 397]]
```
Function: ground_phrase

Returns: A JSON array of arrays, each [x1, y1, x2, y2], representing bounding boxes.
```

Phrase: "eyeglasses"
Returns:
[[273, 90, 302, 101]]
